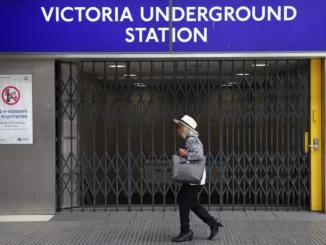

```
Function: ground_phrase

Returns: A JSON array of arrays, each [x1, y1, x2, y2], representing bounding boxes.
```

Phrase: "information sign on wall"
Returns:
[[0, 75, 33, 144]]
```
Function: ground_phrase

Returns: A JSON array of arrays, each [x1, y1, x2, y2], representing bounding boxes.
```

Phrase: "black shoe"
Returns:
[[171, 231, 194, 242], [209, 218, 223, 240]]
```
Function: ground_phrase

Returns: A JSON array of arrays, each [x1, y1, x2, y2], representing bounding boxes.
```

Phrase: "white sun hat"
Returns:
[[173, 115, 198, 134]]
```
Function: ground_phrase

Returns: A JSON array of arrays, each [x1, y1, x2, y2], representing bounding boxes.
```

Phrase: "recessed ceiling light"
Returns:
[[123, 74, 137, 77], [236, 73, 250, 76], [252, 64, 269, 67], [134, 83, 146, 88], [109, 64, 125, 68], [222, 82, 237, 87]]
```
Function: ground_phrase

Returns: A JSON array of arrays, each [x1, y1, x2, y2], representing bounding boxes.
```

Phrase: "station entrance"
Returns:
[[55, 59, 313, 211]]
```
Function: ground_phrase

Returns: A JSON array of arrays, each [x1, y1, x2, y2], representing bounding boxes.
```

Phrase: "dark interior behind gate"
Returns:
[[55, 60, 310, 211]]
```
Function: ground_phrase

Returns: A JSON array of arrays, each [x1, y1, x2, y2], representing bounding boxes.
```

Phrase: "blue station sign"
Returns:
[[1, 0, 326, 52]]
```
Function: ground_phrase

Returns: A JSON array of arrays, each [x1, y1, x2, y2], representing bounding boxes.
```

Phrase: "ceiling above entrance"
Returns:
[[79, 60, 306, 80]]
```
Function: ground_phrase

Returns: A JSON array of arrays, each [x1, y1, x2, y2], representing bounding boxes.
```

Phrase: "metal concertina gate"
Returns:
[[56, 60, 310, 212]]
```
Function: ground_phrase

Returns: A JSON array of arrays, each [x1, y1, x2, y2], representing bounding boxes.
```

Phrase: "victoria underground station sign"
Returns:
[[1, 0, 326, 52]]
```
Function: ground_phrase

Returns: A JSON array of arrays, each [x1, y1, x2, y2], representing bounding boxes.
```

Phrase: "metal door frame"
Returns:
[[310, 59, 324, 211], [322, 59, 326, 213]]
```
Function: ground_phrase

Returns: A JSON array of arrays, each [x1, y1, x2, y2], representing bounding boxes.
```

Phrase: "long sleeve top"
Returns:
[[185, 136, 206, 185]]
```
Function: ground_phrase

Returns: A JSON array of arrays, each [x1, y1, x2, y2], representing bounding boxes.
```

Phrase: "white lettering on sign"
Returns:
[[125, 27, 207, 43], [40, 5, 298, 43], [41, 6, 134, 22], [138, 6, 296, 22]]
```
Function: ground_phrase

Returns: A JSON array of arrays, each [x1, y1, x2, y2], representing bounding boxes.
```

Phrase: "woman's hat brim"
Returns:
[[173, 119, 198, 134]]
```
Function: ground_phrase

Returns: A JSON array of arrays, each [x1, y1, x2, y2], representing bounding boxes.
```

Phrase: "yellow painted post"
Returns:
[[322, 59, 326, 212], [310, 59, 323, 211]]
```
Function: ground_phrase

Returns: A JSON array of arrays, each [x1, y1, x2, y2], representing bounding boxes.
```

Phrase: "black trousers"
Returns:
[[178, 183, 215, 234]]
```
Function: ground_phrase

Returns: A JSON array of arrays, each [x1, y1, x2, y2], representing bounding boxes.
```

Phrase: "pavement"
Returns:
[[1, 210, 326, 245]]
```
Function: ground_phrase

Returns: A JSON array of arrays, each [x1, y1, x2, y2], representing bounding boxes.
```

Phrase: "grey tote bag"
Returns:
[[171, 154, 206, 184]]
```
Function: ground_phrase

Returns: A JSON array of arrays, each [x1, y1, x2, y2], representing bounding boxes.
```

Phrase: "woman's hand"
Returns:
[[178, 148, 188, 157]]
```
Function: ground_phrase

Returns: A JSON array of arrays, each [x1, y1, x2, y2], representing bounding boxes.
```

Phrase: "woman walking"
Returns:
[[172, 115, 223, 242]]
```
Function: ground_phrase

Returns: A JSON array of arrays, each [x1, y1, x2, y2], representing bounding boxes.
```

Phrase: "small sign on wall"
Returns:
[[0, 74, 33, 144]]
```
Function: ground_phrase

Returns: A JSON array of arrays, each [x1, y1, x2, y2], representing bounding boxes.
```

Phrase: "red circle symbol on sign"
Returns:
[[2, 86, 21, 105]]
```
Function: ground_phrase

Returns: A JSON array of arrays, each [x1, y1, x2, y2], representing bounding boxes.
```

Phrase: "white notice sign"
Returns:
[[0, 74, 33, 144]]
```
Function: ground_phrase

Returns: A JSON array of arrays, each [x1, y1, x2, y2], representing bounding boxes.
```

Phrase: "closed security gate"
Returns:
[[56, 60, 310, 211]]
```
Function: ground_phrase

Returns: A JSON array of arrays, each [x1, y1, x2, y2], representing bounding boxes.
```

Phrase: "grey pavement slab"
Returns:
[[219, 211, 249, 220], [1, 219, 326, 245], [135, 211, 164, 220], [246, 211, 278, 220], [107, 211, 137, 221], [50, 211, 110, 221], [273, 211, 326, 221], [49, 210, 326, 222], [163, 211, 179, 221]]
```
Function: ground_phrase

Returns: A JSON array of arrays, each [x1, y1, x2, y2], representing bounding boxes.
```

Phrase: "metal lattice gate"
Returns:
[[55, 60, 310, 211]]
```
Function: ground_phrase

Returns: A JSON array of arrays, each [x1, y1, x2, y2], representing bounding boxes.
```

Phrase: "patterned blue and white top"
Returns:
[[185, 136, 206, 185]]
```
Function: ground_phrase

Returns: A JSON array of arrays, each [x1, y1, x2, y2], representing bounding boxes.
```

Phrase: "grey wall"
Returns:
[[0, 59, 56, 215]]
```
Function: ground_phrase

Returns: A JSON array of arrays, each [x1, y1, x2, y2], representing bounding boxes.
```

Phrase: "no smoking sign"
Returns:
[[2, 86, 20, 105]]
